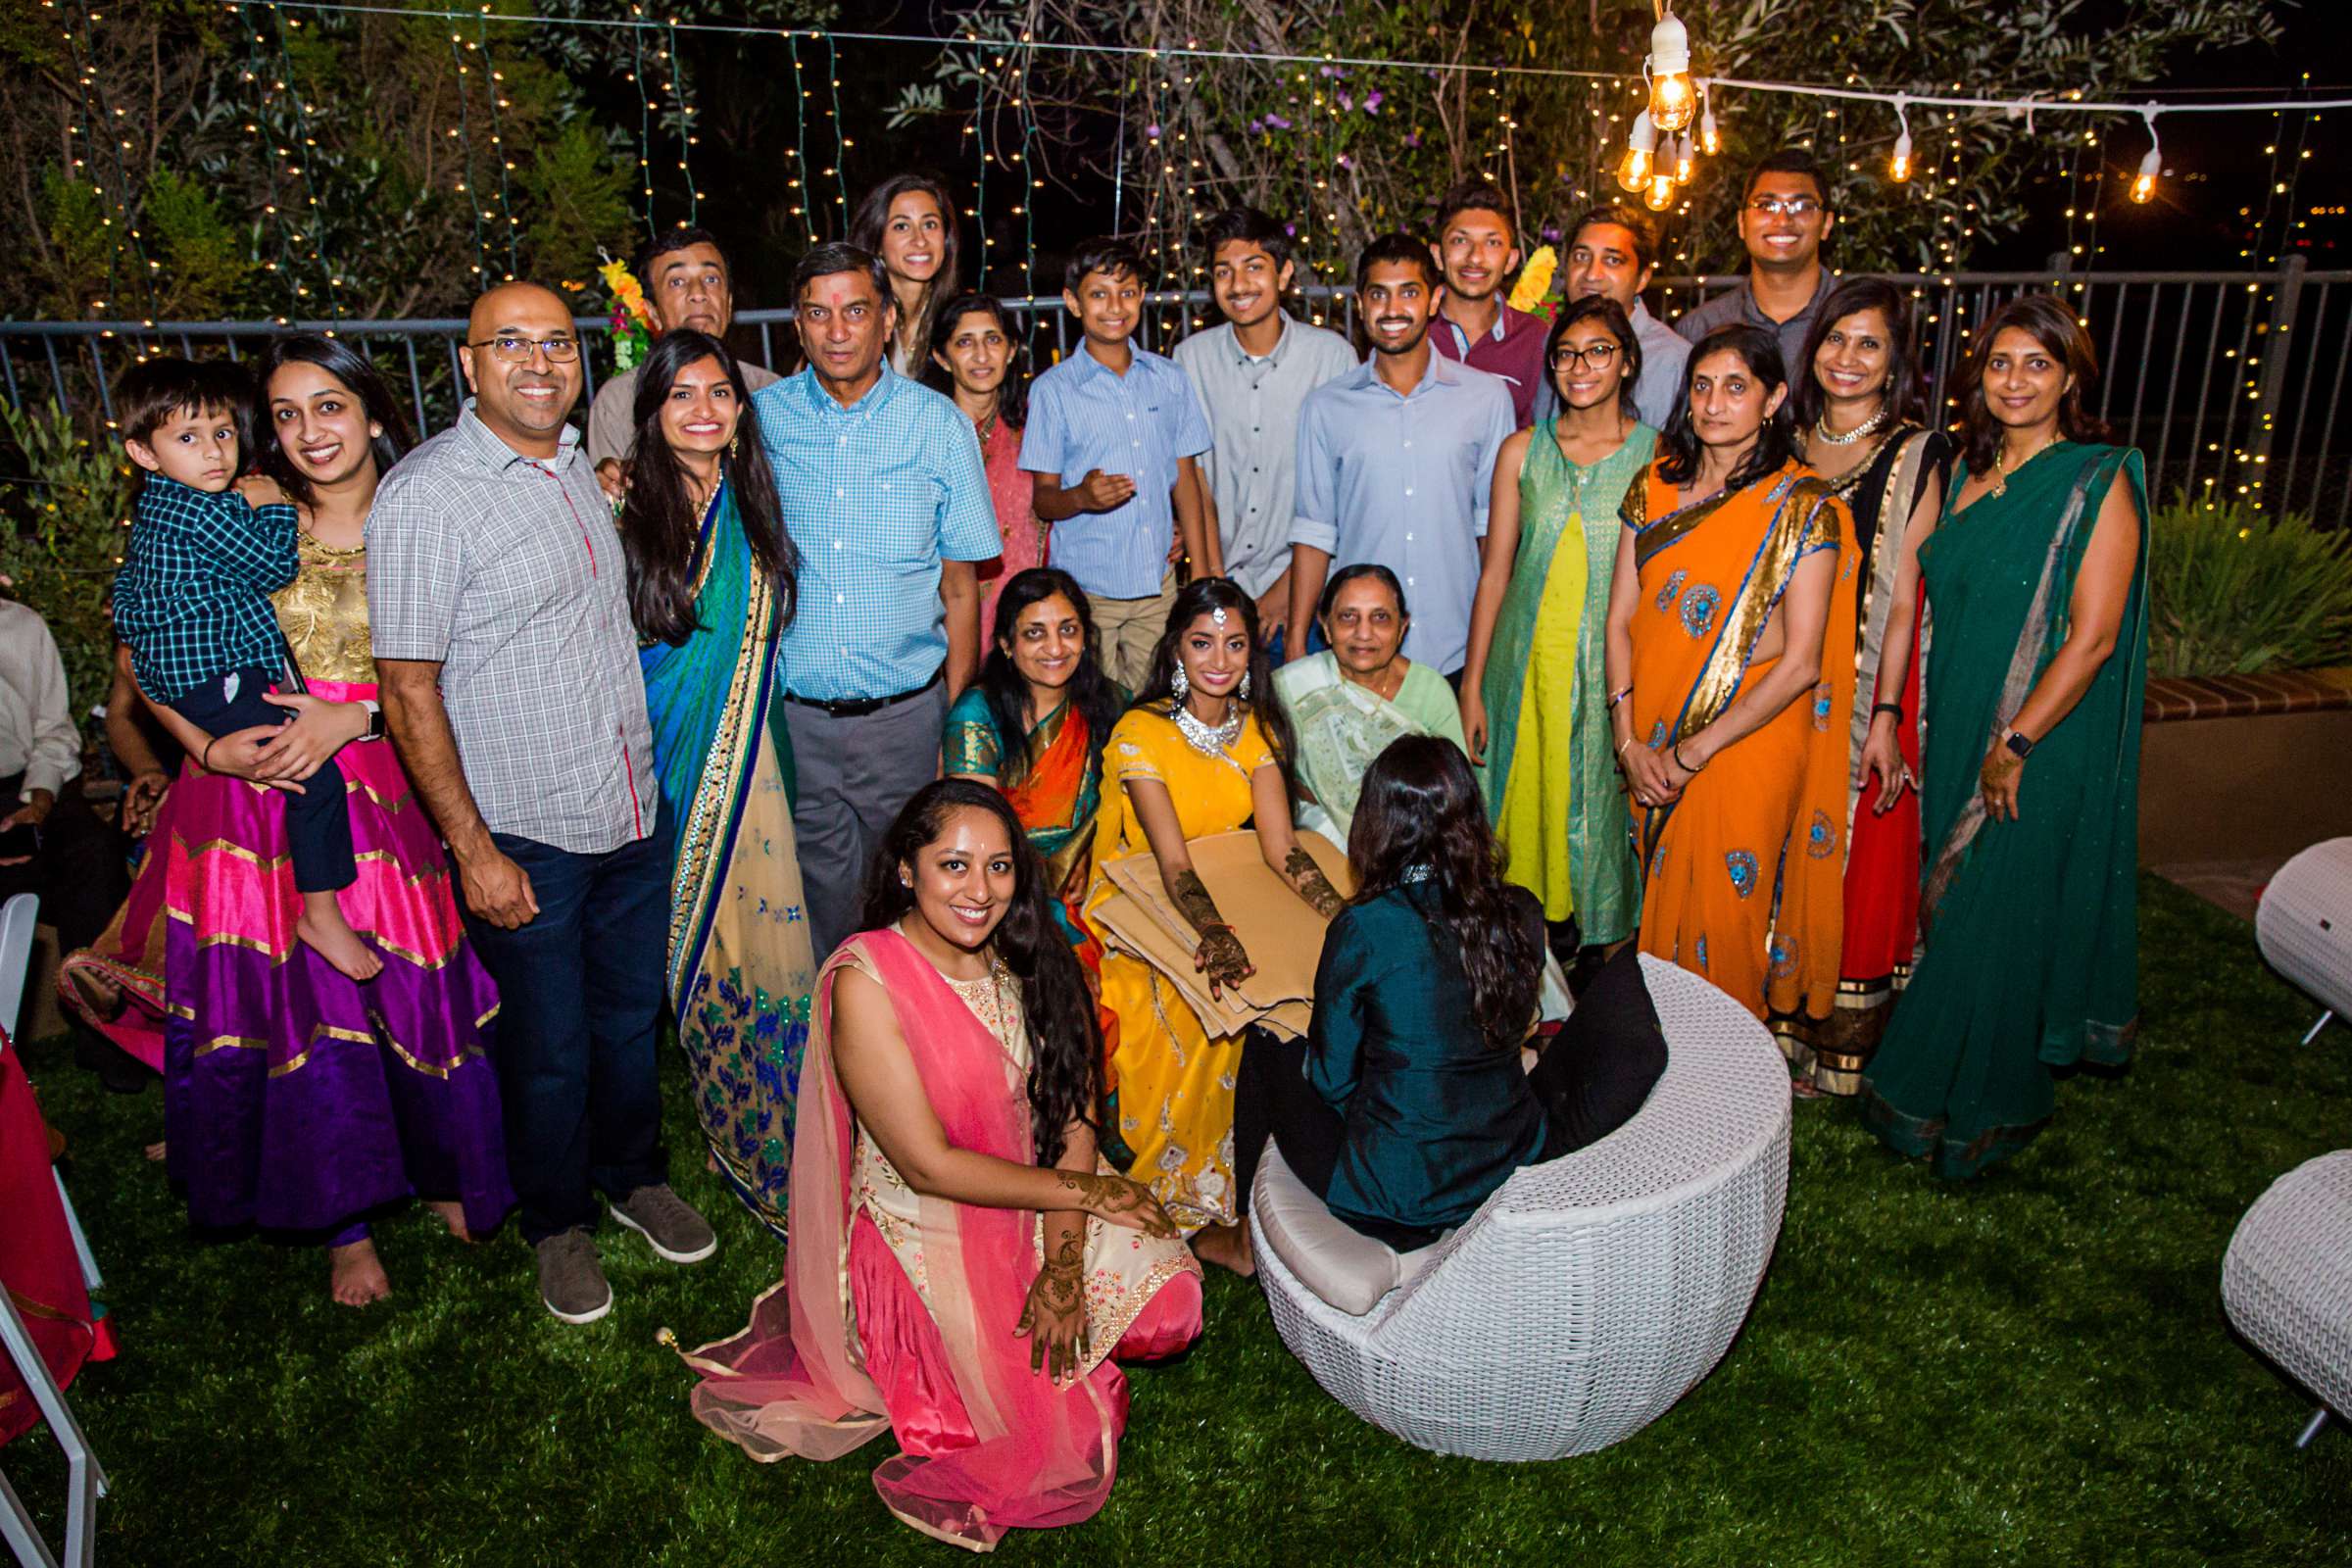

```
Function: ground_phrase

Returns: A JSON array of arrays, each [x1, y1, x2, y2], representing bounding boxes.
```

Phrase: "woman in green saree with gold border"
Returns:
[[622, 330, 817, 1236], [1860, 296, 2149, 1179]]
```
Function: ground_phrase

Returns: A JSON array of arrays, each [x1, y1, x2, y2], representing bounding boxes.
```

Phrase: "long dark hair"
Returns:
[[1956, 292, 2112, 472], [857, 780, 1101, 1164], [1656, 323, 1799, 491], [1788, 277, 1927, 432], [974, 567, 1122, 787], [1131, 576, 1299, 804], [1542, 295, 1642, 420], [618, 328, 798, 646], [1347, 736, 1541, 1050], [252, 334, 414, 509], [922, 293, 1030, 431], [850, 172, 961, 366]]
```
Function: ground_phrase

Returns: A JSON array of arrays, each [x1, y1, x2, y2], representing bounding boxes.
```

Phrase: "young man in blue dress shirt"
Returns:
[[1020, 238, 1216, 687]]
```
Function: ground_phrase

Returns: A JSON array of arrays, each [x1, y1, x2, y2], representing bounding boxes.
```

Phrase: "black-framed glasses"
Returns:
[[1550, 342, 1622, 371], [468, 334, 582, 364], [1745, 195, 1824, 218]]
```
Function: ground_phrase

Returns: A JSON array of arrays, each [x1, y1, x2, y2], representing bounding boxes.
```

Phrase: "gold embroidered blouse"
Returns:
[[270, 531, 375, 684]]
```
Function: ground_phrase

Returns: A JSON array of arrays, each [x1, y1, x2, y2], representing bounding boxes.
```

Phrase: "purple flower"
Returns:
[[1405, 129, 1422, 148], [1249, 118, 1263, 133], [1542, 223, 1562, 241], [1145, 122, 1161, 138], [1338, 91, 1353, 111], [1337, 153, 1353, 169], [1264, 113, 1292, 130], [1364, 90, 1385, 113], [1285, 222, 1298, 236]]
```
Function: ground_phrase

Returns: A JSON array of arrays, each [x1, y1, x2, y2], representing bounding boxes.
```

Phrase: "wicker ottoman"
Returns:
[[1249, 956, 1791, 1461], [2223, 1150, 2352, 1446]]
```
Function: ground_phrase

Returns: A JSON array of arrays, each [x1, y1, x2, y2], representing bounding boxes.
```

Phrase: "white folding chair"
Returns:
[[0, 896, 99, 1298]]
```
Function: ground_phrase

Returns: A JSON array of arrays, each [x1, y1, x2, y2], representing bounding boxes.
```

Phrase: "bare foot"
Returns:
[[297, 894, 383, 983], [1191, 1221, 1254, 1278], [143, 1138, 167, 1162], [328, 1238, 391, 1306], [423, 1200, 472, 1244]]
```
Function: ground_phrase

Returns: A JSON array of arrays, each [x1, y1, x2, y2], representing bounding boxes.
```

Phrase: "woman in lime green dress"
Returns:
[[1860, 295, 2148, 1179], [1460, 295, 1654, 950]]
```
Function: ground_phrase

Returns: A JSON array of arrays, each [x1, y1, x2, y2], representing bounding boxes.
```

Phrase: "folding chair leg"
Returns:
[[2301, 1009, 2335, 1047], [0, 1461, 64, 1568], [50, 1173, 98, 1295], [2296, 1405, 2329, 1448], [0, 1296, 103, 1568]]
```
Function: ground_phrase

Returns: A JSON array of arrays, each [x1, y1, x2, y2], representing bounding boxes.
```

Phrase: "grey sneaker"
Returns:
[[609, 1184, 717, 1263], [535, 1229, 612, 1324]]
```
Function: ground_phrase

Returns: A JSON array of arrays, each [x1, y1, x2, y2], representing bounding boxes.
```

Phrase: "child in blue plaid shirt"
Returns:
[[110, 357, 378, 981]]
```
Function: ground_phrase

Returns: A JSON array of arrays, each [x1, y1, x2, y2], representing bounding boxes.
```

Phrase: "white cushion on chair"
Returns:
[[1250, 1143, 1441, 1316]]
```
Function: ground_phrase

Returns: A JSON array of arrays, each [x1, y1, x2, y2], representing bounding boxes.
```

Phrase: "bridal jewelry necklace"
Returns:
[[1814, 406, 1887, 447], [1989, 431, 2058, 498], [1173, 697, 1245, 758]]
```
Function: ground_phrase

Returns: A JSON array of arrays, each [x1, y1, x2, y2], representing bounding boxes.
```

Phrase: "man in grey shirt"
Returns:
[[1675, 146, 1839, 377], [371, 280, 714, 1326], [1556, 202, 1691, 430], [584, 227, 781, 497], [1174, 207, 1357, 657]]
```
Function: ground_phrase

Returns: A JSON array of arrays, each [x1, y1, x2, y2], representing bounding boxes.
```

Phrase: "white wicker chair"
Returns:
[[1249, 956, 1791, 1461], [2222, 1151, 2352, 1446]]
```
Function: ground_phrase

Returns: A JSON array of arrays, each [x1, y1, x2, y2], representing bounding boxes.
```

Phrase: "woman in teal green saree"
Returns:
[[621, 330, 815, 1236], [1860, 296, 2148, 1179]]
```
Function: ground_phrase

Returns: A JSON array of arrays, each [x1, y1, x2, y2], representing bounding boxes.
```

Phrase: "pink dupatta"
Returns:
[[676, 927, 1121, 1551]]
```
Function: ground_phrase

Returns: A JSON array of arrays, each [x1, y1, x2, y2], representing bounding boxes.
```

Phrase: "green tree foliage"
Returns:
[[0, 401, 135, 713]]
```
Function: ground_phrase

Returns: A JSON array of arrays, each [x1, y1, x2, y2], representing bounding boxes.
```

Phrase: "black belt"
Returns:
[[780, 668, 942, 719]]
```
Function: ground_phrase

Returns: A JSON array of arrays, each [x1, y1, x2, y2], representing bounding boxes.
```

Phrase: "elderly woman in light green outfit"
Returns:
[[1273, 564, 1466, 845], [1459, 295, 1655, 952]]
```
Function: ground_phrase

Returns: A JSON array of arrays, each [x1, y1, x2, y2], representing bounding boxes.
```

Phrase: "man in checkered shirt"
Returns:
[[369, 280, 716, 1325]]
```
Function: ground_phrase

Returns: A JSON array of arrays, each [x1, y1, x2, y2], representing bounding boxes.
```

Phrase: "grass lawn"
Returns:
[[6, 874, 2349, 1566]]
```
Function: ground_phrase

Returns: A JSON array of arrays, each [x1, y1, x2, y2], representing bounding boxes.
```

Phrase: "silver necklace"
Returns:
[[1172, 699, 1245, 758], [1814, 406, 1888, 447]]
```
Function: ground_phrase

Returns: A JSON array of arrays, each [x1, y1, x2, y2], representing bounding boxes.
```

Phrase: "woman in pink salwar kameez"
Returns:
[[674, 779, 1200, 1551]]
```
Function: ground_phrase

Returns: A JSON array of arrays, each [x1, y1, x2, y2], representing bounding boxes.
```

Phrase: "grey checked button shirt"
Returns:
[[367, 403, 657, 856], [1173, 313, 1358, 601]]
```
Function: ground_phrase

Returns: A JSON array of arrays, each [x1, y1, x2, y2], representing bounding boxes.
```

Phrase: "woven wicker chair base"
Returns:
[[2223, 1150, 2352, 1437], [1250, 956, 1792, 1461]]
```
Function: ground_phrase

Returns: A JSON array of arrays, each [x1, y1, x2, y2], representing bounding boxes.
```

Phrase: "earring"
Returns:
[[729, 432, 742, 459], [1239, 668, 1252, 701], [368, 424, 383, 440], [1171, 663, 1190, 700], [900, 874, 912, 889]]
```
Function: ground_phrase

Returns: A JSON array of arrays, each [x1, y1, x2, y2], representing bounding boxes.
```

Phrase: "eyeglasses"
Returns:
[[1745, 196, 1824, 219], [468, 334, 582, 364], [1550, 342, 1622, 371]]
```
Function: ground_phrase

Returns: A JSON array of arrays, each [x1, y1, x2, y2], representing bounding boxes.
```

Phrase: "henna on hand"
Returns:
[[1170, 868, 1227, 937], [1054, 1171, 1179, 1238], [1196, 926, 1253, 994], [1285, 846, 1344, 917]]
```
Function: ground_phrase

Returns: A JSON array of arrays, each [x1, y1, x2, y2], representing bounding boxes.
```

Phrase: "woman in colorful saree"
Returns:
[[1460, 295, 1655, 956], [1087, 577, 1343, 1275], [1273, 563, 1465, 846], [675, 780, 1200, 1552], [1604, 324, 1856, 1031], [65, 334, 510, 1305], [1859, 294, 2148, 1180], [618, 328, 814, 1238], [1789, 278, 1952, 1095]]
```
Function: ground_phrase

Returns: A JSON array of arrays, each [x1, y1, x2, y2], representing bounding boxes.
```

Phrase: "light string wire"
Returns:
[[271, 9, 349, 314], [630, 15, 657, 236], [475, 8, 519, 277], [788, 31, 814, 244], [443, 21, 490, 283], [244, 1, 2352, 119], [69, 0, 160, 321], [668, 20, 699, 228], [234, 1, 305, 320]]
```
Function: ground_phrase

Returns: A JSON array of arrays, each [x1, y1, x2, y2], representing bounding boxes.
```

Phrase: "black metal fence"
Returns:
[[4, 260, 2344, 520]]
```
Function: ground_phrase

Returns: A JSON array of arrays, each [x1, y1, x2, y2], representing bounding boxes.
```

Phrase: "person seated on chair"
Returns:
[[1232, 734, 1560, 1266]]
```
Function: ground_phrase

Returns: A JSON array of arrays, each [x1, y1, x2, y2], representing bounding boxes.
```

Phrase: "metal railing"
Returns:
[[4, 262, 2345, 520]]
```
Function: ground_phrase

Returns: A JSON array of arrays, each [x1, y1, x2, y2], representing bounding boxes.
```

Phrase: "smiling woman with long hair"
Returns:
[[852, 172, 961, 377], [617, 327, 812, 1236], [1603, 324, 1854, 1041], [678, 780, 1200, 1551]]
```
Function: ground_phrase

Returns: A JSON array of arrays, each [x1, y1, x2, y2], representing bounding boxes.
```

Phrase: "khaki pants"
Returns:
[[1089, 569, 1181, 690]]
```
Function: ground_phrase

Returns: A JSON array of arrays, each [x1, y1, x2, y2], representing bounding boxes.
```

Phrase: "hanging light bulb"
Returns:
[[1617, 110, 1658, 193], [1888, 95, 1914, 183], [2131, 109, 2162, 203], [1697, 80, 1721, 157], [1673, 132, 1695, 186], [1644, 166, 1676, 212], [1644, 6, 1696, 134]]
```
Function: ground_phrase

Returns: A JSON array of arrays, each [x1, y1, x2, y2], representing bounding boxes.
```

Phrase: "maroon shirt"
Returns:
[[1430, 303, 1549, 428]]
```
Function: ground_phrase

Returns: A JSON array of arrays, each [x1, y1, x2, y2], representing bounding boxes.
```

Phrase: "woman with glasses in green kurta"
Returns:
[[1460, 295, 1655, 956]]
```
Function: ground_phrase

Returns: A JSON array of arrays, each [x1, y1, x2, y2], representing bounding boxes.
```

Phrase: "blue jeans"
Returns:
[[462, 802, 674, 1243]]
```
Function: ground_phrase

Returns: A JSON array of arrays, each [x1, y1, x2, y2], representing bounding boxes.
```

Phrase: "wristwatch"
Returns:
[[359, 699, 386, 742], [2003, 728, 2035, 760]]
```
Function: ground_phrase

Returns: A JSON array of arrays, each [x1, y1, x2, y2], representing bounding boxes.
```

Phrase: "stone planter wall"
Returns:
[[2139, 668, 2352, 866]]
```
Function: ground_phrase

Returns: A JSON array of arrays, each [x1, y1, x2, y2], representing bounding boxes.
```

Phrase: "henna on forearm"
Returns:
[[1054, 1171, 1178, 1238], [1284, 846, 1345, 917], [1170, 868, 1227, 937]]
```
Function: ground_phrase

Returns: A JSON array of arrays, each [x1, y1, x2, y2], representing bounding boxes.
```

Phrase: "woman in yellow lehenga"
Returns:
[[1086, 577, 1342, 1275], [1604, 324, 1856, 1034]]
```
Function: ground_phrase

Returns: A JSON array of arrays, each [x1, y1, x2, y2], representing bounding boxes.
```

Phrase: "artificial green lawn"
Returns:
[[7, 874, 2349, 1565]]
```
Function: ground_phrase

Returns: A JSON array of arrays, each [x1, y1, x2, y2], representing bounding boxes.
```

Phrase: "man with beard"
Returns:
[[1426, 179, 1548, 428], [1675, 147, 1838, 373], [1286, 233, 1514, 684]]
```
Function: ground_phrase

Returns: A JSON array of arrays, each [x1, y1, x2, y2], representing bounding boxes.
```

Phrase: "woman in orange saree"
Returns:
[[1605, 324, 1857, 1034]]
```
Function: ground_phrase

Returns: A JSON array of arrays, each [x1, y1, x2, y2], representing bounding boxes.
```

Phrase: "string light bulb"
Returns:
[[1644, 6, 1696, 134], [1697, 80, 1720, 156], [1889, 95, 1914, 182], [1673, 132, 1695, 186], [1617, 110, 1658, 193], [2131, 109, 2162, 203], [1644, 166, 1676, 212]]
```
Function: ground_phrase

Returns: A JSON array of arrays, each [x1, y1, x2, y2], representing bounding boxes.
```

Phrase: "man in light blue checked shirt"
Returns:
[[1021, 237, 1216, 687], [755, 242, 997, 958]]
